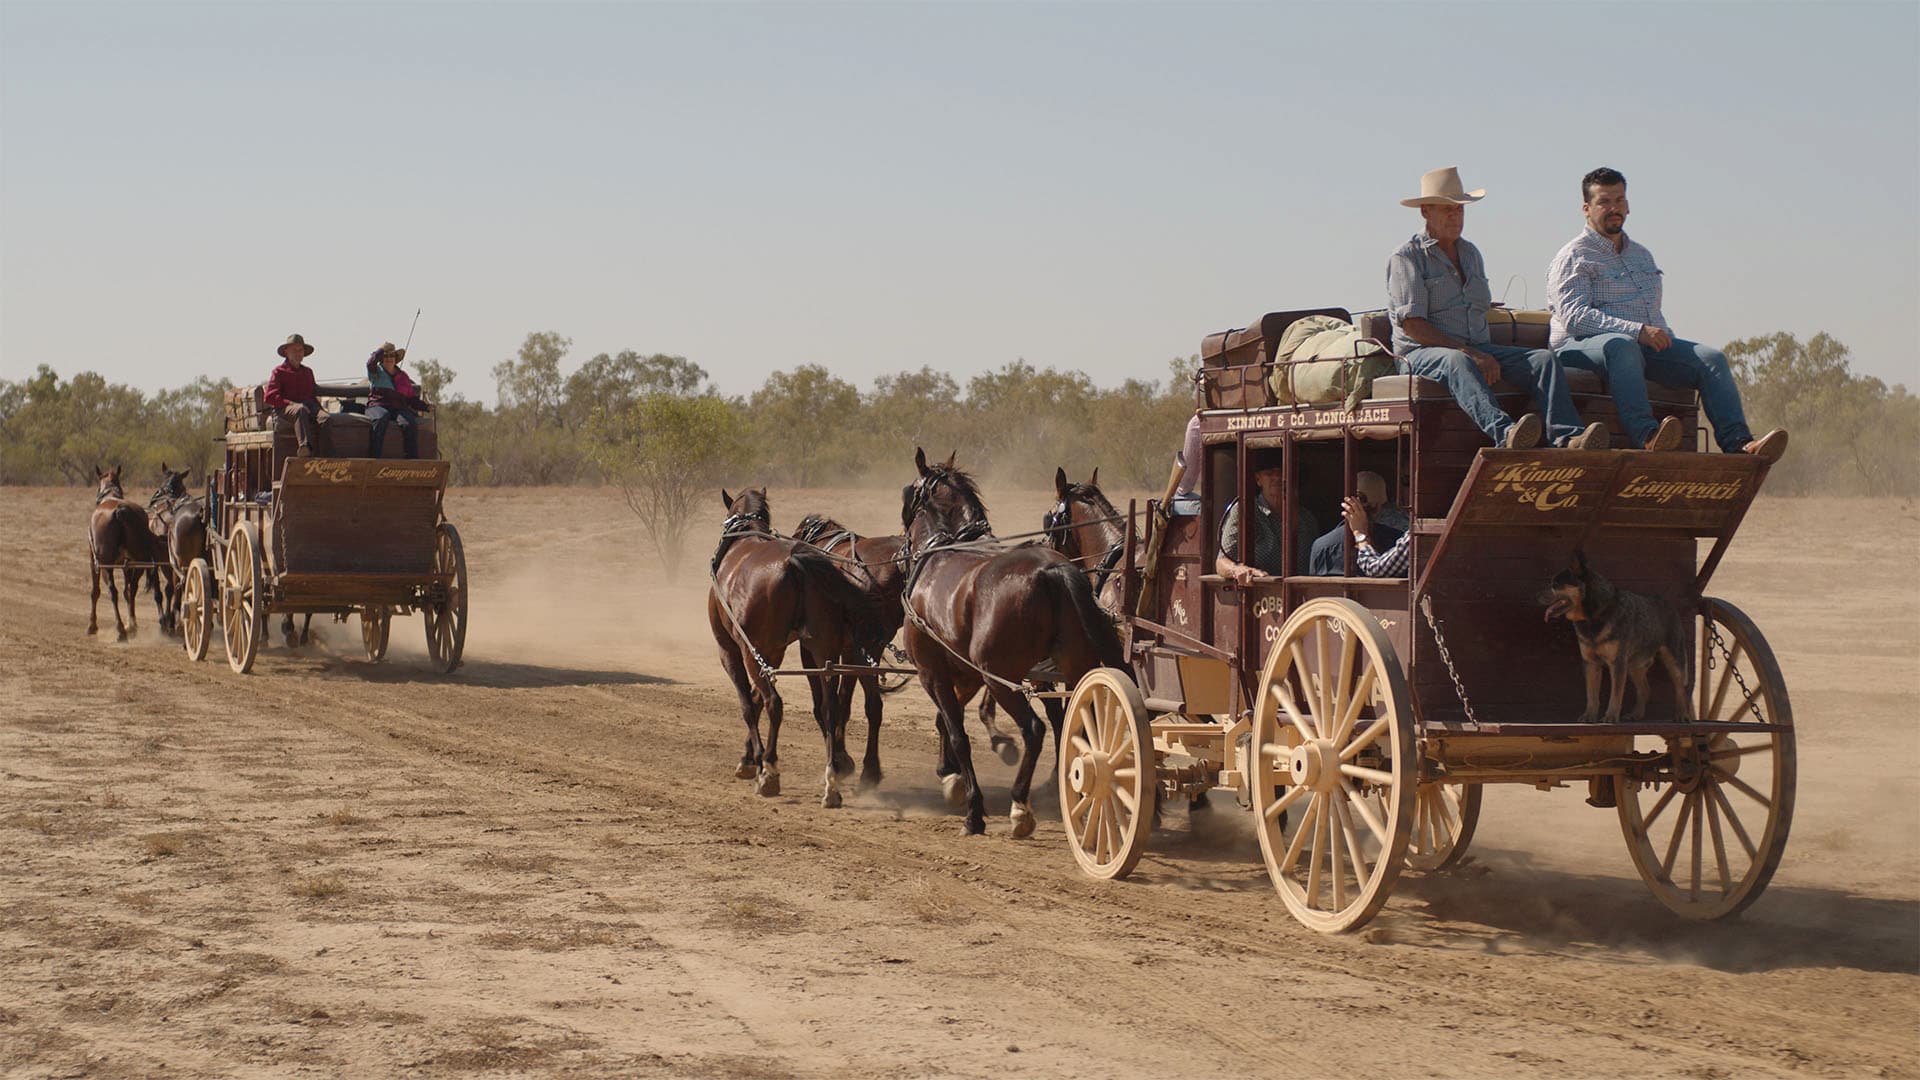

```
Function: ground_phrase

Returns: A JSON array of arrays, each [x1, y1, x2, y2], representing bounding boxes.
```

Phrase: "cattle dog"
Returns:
[[1542, 550, 1695, 806]]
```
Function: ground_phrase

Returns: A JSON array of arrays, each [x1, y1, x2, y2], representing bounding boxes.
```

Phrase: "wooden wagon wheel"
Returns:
[[1616, 597, 1794, 919], [220, 522, 262, 675], [1405, 782, 1482, 872], [361, 605, 391, 663], [1059, 668, 1156, 880], [423, 522, 468, 673], [180, 557, 215, 663], [1251, 597, 1415, 933]]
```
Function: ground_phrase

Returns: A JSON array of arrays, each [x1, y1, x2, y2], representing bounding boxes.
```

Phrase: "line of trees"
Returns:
[[3, 329, 1913, 567]]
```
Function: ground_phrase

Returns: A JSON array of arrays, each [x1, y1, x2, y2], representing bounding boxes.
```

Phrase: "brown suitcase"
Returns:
[[224, 385, 268, 433]]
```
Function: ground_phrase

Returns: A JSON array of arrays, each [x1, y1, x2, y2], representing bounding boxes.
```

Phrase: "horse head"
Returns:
[[94, 465, 125, 504], [903, 448, 991, 550]]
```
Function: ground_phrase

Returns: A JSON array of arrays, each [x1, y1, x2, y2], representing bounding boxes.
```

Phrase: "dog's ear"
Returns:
[[720, 488, 734, 510], [1571, 548, 1589, 575]]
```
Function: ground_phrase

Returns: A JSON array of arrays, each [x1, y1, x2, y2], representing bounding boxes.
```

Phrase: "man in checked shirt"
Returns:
[[1548, 166, 1788, 461]]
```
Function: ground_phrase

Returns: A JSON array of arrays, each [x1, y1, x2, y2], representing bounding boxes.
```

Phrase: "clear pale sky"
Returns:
[[3, 1, 1916, 401]]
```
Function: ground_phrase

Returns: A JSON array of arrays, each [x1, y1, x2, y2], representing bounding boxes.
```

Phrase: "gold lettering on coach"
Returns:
[[1489, 460, 1585, 511]]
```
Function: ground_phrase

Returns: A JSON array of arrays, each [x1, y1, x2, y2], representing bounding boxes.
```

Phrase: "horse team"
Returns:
[[708, 448, 1129, 835], [86, 464, 207, 642]]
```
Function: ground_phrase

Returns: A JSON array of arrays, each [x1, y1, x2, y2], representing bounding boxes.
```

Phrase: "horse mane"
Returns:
[[793, 513, 851, 545], [927, 464, 989, 522], [1061, 480, 1116, 517]]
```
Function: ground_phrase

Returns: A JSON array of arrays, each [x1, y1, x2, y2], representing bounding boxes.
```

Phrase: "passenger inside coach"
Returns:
[[1309, 470, 1408, 575], [1214, 451, 1319, 585]]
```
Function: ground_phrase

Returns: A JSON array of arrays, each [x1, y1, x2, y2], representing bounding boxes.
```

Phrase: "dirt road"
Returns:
[[3, 485, 1915, 1078]]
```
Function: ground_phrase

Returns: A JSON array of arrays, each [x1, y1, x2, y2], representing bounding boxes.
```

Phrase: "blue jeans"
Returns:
[[365, 404, 419, 459], [1555, 333, 1753, 452], [1401, 343, 1586, 446]]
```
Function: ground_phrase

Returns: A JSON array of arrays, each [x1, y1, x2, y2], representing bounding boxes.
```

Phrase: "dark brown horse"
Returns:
[[87, 466, 166, 640], [709, 488, 887, 807], [900, 449, 1124, 836], [1043, 466, 1130, 615], [147, 464, 208, 634], [791, 514, 908, 790]]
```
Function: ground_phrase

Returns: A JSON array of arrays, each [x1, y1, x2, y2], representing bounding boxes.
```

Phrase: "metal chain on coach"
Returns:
[[1419, 595, 1477, 726], [1705, 618, 1764, 724]]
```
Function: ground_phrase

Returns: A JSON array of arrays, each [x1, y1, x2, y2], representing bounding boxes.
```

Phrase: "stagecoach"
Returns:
[[1059, 306, 1792, 932], [174, 380, 468, 674]]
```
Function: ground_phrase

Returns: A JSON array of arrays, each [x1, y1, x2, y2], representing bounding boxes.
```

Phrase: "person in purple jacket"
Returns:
[[364, 343, 431, 459]]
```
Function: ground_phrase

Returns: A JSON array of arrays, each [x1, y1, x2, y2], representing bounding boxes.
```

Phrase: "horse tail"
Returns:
[[787, 547, 889, 658], [1041, 561, 1125, 670]]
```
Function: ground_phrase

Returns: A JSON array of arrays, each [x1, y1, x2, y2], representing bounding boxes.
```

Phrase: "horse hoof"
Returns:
[[1010, 803, 1036, 839], [735, 762, 757, 781], [859, 768, 883, 792], [86, 626, 98, 636], [832, 752, 856, 779], [993, 738, 1020, 767], [940, 774, 967, 807], [755, 771, 781, 797], [822, 789, 842, 810], [963, 817, 986, 836]]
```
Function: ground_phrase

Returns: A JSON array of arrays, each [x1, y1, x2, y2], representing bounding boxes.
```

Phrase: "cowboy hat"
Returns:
[[1400, 166, 1486, 207], [277, 333, 314, 358]]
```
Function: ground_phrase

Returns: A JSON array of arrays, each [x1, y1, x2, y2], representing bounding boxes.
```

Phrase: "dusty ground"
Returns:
[[2, 484, 1916, 1079]]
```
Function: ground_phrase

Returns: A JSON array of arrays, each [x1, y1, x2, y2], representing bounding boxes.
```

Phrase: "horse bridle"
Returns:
[[1046, 495, 1125, 593], [903, 470, 992, 569], [710, 507, 773, 577], [96, 478, 125, 504]]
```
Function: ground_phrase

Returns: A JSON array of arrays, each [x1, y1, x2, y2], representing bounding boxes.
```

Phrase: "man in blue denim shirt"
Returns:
[[1387, 168, 1607, 452], [1548, 167, 1787, 460]]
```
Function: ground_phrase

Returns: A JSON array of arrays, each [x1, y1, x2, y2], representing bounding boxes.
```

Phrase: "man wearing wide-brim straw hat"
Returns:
[[1386, 167, 1607, 455]]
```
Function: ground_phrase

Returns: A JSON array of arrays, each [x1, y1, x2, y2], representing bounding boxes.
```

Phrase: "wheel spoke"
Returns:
[[1706, 641, 1746, 720], [1660, 790, 1695, 879], [1272, 684, 1315, 746], [1339, 714, 1390, 762], [1326, 792, 1346, 911], [1112, 766, 1137, 782], [1069, 734, 1093, 757], [1264, 783, 1308, 822], [1330, 665, 1377, 749], [1709, 740, 1773, 762], [1334, 794, 1372, 885], [1339, 763, 1394, 786], [1279, 794, 1321, 873], [1638, 782, 1680, 834], [1086, 796, 1107, 861], [1330, 627, 1358, 735], [1709, 784, 1759, 861], [1705, 788, 1732, 895], [1712, 765, 1772, 810], [1342, 781, 1388, 845], [1068, 791, 1091, 829], [1305, 794, 1328, 906], [1114, 786, 1136, 814], [1289, 641, 1321, 736], [1690, 788, 1705, 901], [1313, 624, 1333, 727]]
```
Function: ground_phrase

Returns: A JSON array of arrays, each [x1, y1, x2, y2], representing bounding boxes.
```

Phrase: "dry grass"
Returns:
[[904, 878, 968, 924], [288, 873, 348, 900], [140, 831, 186, 857], [5, 812, 54, 834], [114, 890, 162, 914], [466, 850, 559, 874], [322, 807, 366, 827]]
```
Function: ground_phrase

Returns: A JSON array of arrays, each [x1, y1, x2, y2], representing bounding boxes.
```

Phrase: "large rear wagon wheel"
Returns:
[[1059, 668, 1156, 880], [423, 522, 468, 673], [220, 524, 262, 675], [1616, 598, 1794, 919], [181, 557, 215, 663], [1252, 598, 1416, 933]]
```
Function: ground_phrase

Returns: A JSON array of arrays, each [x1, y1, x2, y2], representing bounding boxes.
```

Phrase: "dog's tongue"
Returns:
[[1544, 598, 1571, 622]]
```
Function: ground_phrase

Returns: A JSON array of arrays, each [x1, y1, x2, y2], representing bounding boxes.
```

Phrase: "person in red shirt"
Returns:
[[263, 333, 324, 456]]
